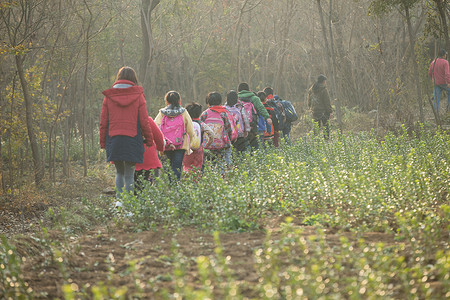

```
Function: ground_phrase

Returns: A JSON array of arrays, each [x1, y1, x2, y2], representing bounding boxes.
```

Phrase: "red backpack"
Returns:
[[160, 114, 185, 151]]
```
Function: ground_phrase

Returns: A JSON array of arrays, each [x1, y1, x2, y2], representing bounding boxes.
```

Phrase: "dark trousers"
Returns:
[[273, 131, 280, 148], [313, 113, 330, 139], [232, 136, 248, 153], [247, 130, 259, 151], [282, 123, 292, 144], [165, 149, 185, 181], [134, 168, 160, 192]]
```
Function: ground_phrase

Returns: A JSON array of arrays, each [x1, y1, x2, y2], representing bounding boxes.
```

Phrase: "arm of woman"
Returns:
[[99, 97, 109, 149]]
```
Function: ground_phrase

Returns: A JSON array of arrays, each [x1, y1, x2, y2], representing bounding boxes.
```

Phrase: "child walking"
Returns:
[[182, 102, 214, 174], [201, 92, 234, 172], [155, 91, 199, 181], [225, 90, 250, 153], [134, 116, 165, 192], [257, 91, 278, 148]]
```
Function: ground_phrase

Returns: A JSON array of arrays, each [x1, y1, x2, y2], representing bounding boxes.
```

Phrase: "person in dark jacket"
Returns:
[[307, 74, 333, 139], [100, 66, 154, 200]]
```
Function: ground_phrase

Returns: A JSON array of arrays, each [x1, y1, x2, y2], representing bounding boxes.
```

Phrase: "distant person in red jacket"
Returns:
[[428, 49, 450, 112], [100, 66, 154, 200], [134, 116, 165, 193]]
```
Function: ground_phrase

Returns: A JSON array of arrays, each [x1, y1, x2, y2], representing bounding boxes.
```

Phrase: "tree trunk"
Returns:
[[15, 55, 44, 186], [0, 91, 4, 193], [405, 6, 424, 123], [317, 0, 343, 130], [435, 0, 450, 51], [82, 0, 92, 177], [139, 0, 160, 97]]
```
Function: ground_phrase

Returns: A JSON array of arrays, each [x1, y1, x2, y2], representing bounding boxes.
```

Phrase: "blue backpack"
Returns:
[[281, 100, 298, 122]]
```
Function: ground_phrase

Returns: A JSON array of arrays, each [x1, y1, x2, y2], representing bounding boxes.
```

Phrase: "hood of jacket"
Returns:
[[160, 104, 186, 117], [209, 105, 228, 114], [102, 80, 143, 107], [238, 90, 257, 99]]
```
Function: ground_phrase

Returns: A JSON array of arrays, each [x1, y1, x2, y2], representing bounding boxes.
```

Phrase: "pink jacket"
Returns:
[[100, 80, 153, 149], [428, 58, 450, 86], [136, 117, 165, 171]]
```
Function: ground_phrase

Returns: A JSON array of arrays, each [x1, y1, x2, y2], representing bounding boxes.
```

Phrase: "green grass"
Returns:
[[1, 127, 449, 299], [125, 128, 449, 236]]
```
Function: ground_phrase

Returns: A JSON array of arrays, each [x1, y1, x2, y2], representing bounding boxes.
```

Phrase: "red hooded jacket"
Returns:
[[136, 117, 165, 171], [100, 80, 153, 149]]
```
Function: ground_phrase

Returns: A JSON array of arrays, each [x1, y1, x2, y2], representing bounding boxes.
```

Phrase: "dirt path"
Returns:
[[17, 216, 396, 299]]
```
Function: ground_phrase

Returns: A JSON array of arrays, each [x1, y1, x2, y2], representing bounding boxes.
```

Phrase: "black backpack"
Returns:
[[281, 100, 298, 123], [267, 100, 286, 130]]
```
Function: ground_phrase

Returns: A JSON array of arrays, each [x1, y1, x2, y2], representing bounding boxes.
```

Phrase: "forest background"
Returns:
[[0, 0, 449, 190]]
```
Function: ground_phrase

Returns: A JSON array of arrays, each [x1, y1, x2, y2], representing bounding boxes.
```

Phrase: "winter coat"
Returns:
[[136, 117, 165, 171], [307, 83, 332, 117], [428, 58, 450, 86], [154, 105, 199, 153], [237, 90, 270, 120], [100, 79, 154, 163]]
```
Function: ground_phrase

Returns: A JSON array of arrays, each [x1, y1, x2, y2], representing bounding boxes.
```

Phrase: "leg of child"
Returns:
[[166, 150, 185, 181], [273, 131, 280, 148], [224, 146, 233, 170], [114, 161, 125, 198], [123, 161, 136, 194]]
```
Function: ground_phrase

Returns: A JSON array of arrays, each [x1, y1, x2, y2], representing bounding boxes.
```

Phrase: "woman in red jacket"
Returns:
[[100, 66, 154, 200]]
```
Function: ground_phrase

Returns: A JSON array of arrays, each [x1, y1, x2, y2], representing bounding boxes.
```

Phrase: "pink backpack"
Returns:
[[160, 114, 185, 150], [225, 110, 238, 141], [241, 100, 256, 124], [226, 105, 244, 137], [202, 109, 229, 150]]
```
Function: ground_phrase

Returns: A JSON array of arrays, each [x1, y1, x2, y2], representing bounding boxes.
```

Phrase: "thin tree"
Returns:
[[316, 0, 343, 130], [0, 0, 46, 185], [369, 0, 425, 123], [140, 0, 161, 98]]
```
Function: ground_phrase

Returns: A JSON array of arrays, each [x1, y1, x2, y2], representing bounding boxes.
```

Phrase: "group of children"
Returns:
[[134, 83, 298, 190], [100, 66, 298, 202]]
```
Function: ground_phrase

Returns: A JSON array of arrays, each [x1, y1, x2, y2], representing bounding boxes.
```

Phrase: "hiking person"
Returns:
[[201, 92, 234, 172], [182, 102, 214, 174], [263, 87, 282, 147], [155, 91, 199, 181], [428, 49, 450, 112], [134, 116, 165, 193], [258, 91, 278, 148], [100, 66, 154, 201], [237, 82, 272, 151], [225, 90, 250, 153], [307, 74, 333, 139]]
